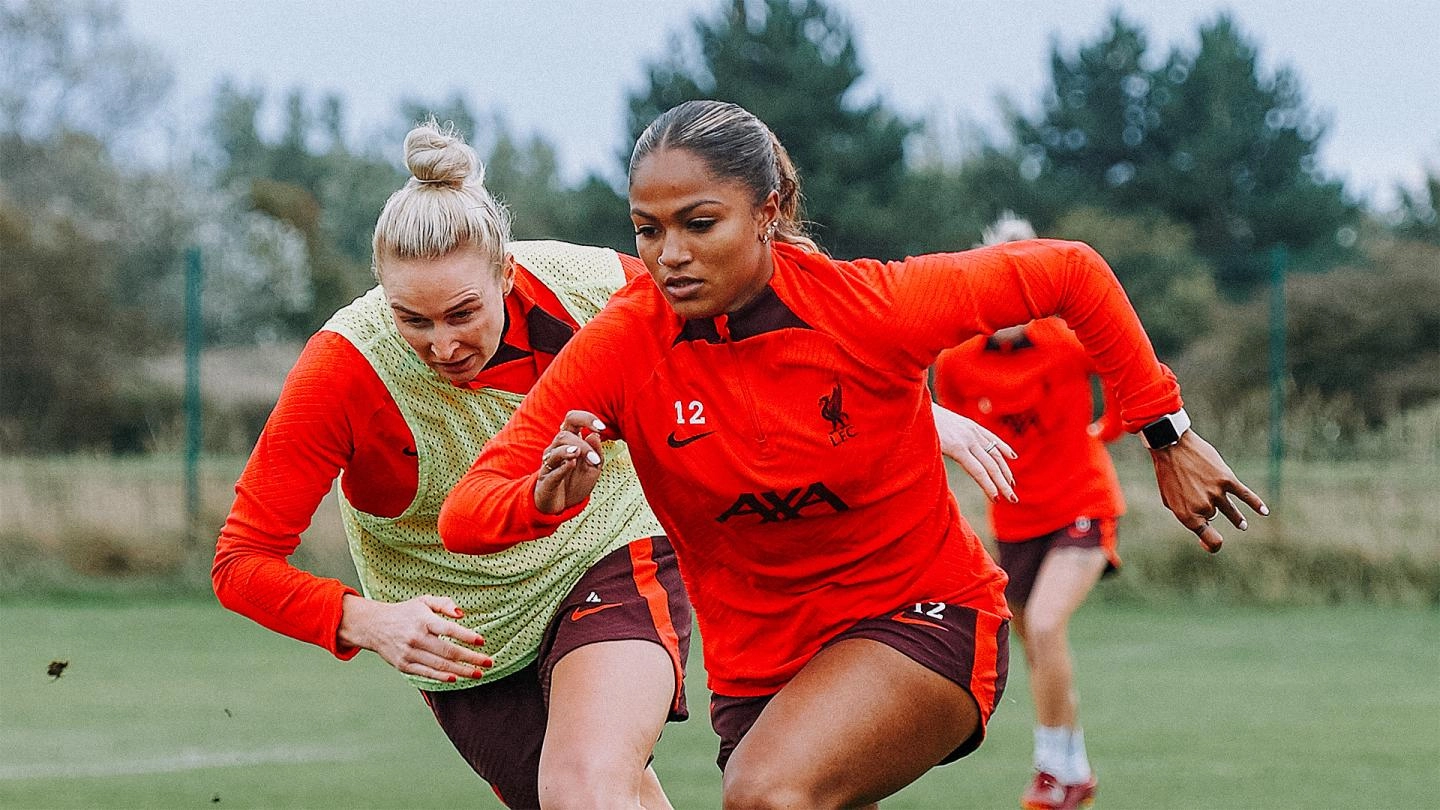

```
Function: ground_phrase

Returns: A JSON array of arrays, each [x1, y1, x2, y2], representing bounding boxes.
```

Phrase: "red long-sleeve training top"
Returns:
[[440, 239, 1181, 696], [211, 256, 644, 656], [935, 317, 1127, 540]]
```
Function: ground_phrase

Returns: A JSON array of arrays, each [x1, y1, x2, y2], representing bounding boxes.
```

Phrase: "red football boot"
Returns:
[[1021, 771, 1066, 810], [1058, 773, 1098, 810]]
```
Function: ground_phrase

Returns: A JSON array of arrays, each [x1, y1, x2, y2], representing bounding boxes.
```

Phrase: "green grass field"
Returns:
[[2, 599, 1434, 809]]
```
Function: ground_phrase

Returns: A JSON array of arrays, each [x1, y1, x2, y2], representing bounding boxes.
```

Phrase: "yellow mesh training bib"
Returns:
[[323, 241, 661, 690]]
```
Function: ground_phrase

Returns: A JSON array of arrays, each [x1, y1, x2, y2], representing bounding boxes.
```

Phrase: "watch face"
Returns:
[[1144, 418, 1180, 447]]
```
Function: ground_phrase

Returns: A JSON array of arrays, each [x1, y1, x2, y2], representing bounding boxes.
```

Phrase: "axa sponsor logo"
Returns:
[[819, 382, 856, 446], [716, 481, 850, 524]]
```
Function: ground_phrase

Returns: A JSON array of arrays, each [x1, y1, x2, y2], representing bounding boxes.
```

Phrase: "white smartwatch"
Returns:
[[1140, 408, 1191, 449]]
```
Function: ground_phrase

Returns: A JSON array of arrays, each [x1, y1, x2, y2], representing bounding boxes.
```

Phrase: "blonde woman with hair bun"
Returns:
[[215, 118, 692, 809]]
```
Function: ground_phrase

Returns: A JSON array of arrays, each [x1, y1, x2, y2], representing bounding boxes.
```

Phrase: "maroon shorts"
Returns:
[[423, 535, 691, 809], [996, 518, 1119, 607], [709, 603, 1008, 773]]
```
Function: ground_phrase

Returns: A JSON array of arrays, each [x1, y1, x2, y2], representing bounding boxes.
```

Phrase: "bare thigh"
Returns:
[[541, 639, 676, 808], [722, 638, 979, 809], [1020, 547, 1108, 637], [1015, 547, 1107, 728]]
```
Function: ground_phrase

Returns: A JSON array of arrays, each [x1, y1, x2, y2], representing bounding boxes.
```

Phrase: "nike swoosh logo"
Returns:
[[570, 603, 622, 622], [666, 430, 715, 448], [402, 447, 418, 457], [890, 612, 948, 631]]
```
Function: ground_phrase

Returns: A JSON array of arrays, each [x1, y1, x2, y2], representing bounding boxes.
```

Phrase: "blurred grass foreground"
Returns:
[[2, 600, 1435, 808]]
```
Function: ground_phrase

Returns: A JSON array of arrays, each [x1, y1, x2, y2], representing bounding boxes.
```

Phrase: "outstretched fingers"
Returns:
[[346, 595, 494, 683], [954, 450, 999, 501], [930, 403, 1017, 503], [401, 627, 494, 683], [1152, 430, 1270, 554], [534, 410, 607, 514], [985, 433, 1018, 489], [1229, 478, 1270, 519], [1191, 520, 1224, 554], [959, 437, 1017, 504]]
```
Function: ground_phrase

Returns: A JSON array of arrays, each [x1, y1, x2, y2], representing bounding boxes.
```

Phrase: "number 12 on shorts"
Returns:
[[914, 602, 946, 619]]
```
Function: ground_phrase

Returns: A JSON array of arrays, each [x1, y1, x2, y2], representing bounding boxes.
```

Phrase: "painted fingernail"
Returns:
[[1259, 505, 1270, 516], [592, 419, 606, 431], [1239, 519, 1248, 531], [473, 669, 486, 679], [447, 674, 458, 683], [1008, 494, 1019, 504], [586, 450, 602, 465], [566, 446, 578, 455], [454, 608, 464, 618]]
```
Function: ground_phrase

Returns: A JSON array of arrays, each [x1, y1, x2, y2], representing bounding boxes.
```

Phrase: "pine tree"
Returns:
[[1011, 12, 1358, 294], [626, 0, 912, 259]]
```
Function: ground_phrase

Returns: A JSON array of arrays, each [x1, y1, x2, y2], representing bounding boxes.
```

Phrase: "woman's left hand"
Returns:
[[931, 402, 1017, 504], [1149, 430, 1269, 552], [534, 410, 606, 515]]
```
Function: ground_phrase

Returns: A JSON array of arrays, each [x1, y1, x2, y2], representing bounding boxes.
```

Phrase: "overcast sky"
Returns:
[[121, 0, 1438, 210]]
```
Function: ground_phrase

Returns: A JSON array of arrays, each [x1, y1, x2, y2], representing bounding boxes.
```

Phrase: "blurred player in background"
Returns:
[[935, 213, 1126, 810]]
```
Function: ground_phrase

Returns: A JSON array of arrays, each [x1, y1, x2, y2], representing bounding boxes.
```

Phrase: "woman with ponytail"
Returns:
[[213, 120, 692, 810], [440, 99, 1264, 807]]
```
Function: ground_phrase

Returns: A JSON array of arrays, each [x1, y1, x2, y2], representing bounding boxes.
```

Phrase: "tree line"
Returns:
[[2, 0, 1436, 454]]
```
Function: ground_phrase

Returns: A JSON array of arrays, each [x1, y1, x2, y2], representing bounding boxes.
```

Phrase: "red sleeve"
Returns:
[[879, 239, 1181, 432], [1047, 318, 1125, 443], [930, 339, 982, 413], [439, 294, 636, 554], [1092, 379, 1126, 443], [211, 332, 388, 659]]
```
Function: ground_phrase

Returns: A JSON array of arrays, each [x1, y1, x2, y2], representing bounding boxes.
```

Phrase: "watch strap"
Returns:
[[1141, 407, 1191, 449]]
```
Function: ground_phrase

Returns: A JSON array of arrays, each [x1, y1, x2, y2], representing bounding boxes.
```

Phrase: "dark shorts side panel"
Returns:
[[709, 603, 1009, 772], [997, 517, 1119, 607], [538, 534, 691, 720], [423, 535, 691, 809]]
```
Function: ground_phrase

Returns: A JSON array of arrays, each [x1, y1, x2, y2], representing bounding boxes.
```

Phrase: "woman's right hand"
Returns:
[[930, 401, 1018, 503], [534, 409, 607, 515], [1149, 430, 1269, 553], [337, 594, 493, 683]]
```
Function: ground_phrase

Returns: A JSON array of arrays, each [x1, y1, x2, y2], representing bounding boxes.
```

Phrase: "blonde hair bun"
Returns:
[[371, 118, 512, 277], [404, 119, 483, 188]]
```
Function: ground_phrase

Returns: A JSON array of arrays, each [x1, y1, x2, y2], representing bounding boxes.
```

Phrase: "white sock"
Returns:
[[1033, 725, 1069, 776], [1065, 727, 1093, 784]]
